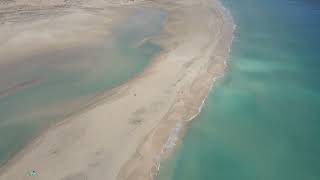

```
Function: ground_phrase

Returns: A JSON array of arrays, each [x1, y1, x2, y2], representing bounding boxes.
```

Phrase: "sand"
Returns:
[[0, 0, 132, 65], [0, 0, 234, 179]]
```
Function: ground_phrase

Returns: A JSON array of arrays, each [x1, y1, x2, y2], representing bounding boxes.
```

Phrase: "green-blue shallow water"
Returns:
[[0, 8, 166, 165], [158, 0, 320, 179]]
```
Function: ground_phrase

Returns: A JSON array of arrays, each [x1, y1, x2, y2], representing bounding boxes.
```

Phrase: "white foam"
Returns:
[[165, 121, 182, 149], [152, 0, 236, 177]]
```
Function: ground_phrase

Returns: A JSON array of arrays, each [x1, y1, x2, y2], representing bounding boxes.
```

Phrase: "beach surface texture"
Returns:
[[0, 0, 233, 179]]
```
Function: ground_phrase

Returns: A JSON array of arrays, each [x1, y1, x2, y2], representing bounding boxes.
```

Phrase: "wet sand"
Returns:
[[0, 0, 234, 179]]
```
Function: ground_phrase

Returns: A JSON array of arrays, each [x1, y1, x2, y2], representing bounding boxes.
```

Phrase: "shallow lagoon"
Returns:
[[0, 8, 166, 165]]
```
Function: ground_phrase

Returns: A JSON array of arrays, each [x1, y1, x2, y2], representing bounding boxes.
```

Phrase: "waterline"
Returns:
[[158, 0, 320, 179]]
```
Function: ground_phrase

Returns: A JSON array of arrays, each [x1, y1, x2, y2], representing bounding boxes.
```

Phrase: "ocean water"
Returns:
[[0, 8, 166, 165], [158, 0, 320, 179]]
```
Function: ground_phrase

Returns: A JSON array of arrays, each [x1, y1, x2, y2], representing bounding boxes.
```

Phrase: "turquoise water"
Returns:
[[158, 0, 320, 179], [0, 8, 166, 165]]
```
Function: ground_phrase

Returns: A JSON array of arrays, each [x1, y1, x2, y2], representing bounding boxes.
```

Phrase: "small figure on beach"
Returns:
[[28, 170, 37, 177]]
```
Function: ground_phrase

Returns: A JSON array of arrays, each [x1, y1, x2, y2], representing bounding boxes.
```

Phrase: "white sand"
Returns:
[[0, 0, 234, 179]]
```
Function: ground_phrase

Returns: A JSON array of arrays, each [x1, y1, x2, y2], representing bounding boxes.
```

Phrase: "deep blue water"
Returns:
[[158, 0, 320, 179]]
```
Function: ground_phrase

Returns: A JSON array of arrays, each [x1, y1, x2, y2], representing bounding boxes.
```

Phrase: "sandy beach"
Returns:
[[0, 0, 233, 179]]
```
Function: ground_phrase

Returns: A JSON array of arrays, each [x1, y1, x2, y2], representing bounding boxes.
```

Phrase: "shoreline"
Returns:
[[0, 0, 234, 179], [118, 0, 235, 179], [155, 1, 236, 172]]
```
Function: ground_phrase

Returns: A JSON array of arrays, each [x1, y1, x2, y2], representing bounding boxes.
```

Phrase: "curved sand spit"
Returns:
[[0, 0, 234, 179]]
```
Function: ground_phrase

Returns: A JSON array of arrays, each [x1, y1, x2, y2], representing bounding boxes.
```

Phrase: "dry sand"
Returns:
[[0, 0, 234, 179]]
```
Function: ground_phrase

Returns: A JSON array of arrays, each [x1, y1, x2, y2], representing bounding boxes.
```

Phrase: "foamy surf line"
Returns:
[[153, 1, 236, 176], [153, 76, 225, 177]]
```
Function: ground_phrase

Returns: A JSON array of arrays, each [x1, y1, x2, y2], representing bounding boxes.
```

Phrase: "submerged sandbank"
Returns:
[[0, 1, 165, 167], [0, 0, 234, 180]]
